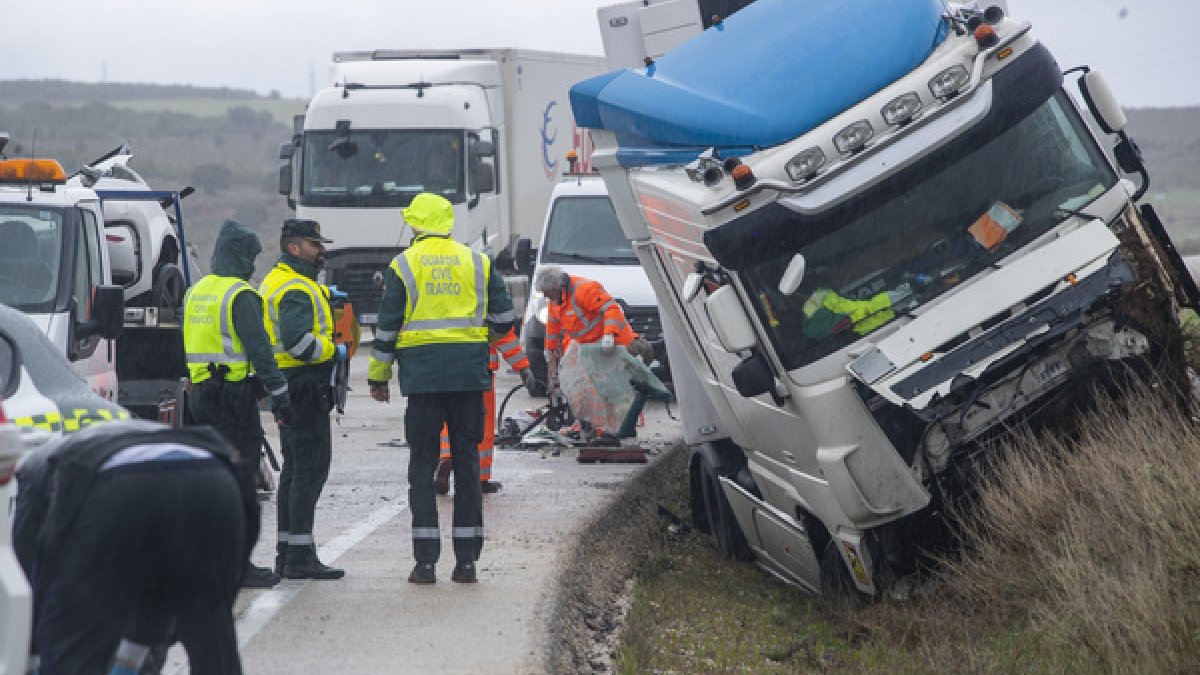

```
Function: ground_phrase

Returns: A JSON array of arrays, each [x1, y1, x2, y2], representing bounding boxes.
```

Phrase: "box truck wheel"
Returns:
[[699, 461, 753, 561]]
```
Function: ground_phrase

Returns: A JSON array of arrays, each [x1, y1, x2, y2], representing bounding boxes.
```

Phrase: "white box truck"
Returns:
[[575, 0, 1197, 595], [278, 49, 608, 325]]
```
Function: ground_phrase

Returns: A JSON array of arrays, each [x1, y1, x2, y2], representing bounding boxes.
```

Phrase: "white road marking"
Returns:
[[163, 500, 408, 674]]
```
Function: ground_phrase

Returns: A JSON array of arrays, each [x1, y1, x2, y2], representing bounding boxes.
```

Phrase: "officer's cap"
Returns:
[[282, 218, 333, 243]]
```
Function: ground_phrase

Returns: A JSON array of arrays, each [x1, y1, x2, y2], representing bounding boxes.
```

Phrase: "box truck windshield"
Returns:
[[710, 90, 1118, 371], [0, 207, 66, 313], [540, 195, 638, 265], [302, 129, 465, 207]]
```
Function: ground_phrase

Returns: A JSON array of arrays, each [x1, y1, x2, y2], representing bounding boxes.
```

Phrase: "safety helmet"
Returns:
[[403, 193, 455, 235]]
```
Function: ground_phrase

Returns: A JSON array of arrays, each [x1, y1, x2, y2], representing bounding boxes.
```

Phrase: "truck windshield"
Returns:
[[301, 129, 464, 208], [734, 91, 1118, 370], [541, 195, 638, 265], [0, 206, 64, 313]]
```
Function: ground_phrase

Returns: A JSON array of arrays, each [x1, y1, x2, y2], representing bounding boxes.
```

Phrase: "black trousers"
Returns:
[[405, 392, 485, 564], [34, 460, 245, 675], [278, 375, 332, 543], [187, 378, 264, 470]]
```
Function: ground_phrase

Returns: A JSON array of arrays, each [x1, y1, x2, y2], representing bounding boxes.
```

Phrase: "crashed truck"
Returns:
[[572, 0, 1199, 595]]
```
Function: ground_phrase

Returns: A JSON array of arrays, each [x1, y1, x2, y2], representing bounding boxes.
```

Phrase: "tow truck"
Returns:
[[0, 133, 193, 424]]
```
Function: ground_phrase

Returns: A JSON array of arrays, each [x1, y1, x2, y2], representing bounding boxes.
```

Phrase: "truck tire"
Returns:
[[524, 333, 548, 398], [150, 262, 186, 311], [819, 535, 881, 603], [700, 461, 754, 561]]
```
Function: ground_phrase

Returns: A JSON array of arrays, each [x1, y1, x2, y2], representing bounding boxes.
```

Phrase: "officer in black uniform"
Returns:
[[14, 420, 255, 675]]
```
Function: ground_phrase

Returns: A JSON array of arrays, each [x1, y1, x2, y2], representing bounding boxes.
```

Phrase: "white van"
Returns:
[[518, 175, 664, 395]]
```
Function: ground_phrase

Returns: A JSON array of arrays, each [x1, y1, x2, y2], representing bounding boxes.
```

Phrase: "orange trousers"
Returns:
[[439, 374, 496, 480]]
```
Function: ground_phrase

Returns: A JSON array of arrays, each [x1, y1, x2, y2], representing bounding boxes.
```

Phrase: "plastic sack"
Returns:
[[558, 341, 670, 431]]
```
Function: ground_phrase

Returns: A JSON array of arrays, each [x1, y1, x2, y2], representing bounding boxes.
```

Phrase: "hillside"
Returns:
[[0, 80, 306, 271], [0, 80, 1198, 266]]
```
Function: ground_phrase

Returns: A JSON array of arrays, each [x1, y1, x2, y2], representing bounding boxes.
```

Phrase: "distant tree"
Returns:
[[191, 163, 233, 193]]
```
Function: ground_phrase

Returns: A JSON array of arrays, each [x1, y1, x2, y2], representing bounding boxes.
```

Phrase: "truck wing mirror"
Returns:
[[732, 351, 775, 399], [278, 163, 293, 197], [471, 139, 496, 158], [515, 237, 535, 275], [683, 272, 704, 302], [81, 285, 125, 341], [279, 142, 295, 160], [472, 162, 495, 195], [1078, 70, 1127, 134], [778, 253, 807, 296], [704, 285, 757, 353]]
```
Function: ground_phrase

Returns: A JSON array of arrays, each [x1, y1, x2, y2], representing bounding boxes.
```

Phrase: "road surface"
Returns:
[[165, 354, 679, 674]]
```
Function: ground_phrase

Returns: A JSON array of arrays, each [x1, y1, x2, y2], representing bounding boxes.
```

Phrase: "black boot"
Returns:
[[283, 544, 345, 580], [451, 560, 477, 583], [242, 561, 281, 588]]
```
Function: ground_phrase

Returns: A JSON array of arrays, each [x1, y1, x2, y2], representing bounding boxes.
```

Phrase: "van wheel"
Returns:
[[700, 461, 753, 561]]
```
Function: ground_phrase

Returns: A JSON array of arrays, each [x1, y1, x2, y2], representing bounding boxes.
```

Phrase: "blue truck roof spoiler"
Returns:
[[570, 0, 949, 166]]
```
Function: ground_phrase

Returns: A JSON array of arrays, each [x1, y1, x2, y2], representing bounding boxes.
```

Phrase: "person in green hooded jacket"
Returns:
[[183, 219, 290, 589]]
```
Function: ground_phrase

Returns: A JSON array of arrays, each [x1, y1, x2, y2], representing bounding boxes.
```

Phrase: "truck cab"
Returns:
[[575, 0, 1195, 594], [519, 174, 664, 395]]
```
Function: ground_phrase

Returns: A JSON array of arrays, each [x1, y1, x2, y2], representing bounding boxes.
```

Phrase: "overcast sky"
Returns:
[[2, 0, 1196, 107]]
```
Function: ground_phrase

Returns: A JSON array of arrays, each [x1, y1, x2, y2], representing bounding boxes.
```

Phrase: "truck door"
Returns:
[[68, 208, 117, 401]]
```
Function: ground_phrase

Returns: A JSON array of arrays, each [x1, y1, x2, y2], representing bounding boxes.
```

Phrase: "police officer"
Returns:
[[259, 218, 346, 580], [14, 420, 255, 675], [184, 219, 289, 588], [368, 193, 515, 584]]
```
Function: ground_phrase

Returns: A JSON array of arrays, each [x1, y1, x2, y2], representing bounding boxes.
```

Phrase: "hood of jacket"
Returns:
[[210, 220, 262, 280]]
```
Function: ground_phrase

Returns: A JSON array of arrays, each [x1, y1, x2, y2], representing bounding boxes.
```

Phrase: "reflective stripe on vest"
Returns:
[[183, 275, 255, 383], [565, 278, 619, 340], [390, 237, 490, 350], [260, 263, 335, 369]]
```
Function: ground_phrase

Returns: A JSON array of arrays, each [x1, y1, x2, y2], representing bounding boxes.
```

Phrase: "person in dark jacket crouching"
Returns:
[[14, 420, 256, 675]]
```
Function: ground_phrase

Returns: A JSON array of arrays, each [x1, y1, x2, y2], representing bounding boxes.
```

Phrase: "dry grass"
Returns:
[[858, 379, 1200, 673], [614, 378, 1200, 673]]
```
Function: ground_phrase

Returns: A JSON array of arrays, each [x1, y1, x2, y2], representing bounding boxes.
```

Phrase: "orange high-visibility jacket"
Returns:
[[488, 327, 529, 372], [544, 275, 636, 354]]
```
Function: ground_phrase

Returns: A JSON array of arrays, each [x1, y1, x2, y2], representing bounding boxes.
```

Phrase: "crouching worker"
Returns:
[[14, 420, 256, 675]]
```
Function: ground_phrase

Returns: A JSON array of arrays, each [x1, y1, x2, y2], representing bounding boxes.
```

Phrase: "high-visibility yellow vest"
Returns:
[[391, 236, 489, 350], [183, 275, 255, 383], [260, 262, 335, 369]]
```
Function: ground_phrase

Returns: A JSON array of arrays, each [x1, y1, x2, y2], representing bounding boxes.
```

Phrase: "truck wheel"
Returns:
[[701, 462, 754, 561], [689, 459, 712, 535], [151, 262, 186, 311], [524, 334, 548, 398]]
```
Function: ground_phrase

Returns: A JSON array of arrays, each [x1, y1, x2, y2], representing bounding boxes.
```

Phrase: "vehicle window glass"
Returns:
[[74, 213, 94, 322], [301, 129, 465, 207], [541, 196, 637, 265], [734, 91, 1117, 370], [82, 210, 104, 291], [0, 206, 64, 312], [0, 334, 13, 396]]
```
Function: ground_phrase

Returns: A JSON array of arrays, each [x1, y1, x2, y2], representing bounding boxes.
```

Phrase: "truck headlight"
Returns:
[[928, 65, 969, 99], [784, 147, 826, 181], [833, 120, 873, 154], [881, 92, 922, 126]]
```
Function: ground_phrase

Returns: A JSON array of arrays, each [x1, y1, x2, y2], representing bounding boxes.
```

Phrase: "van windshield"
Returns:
[[301, 129, 464, 207], [541, 195, 637, 265], [728, 91, 1117, 370], [0, 207, 64, 313]]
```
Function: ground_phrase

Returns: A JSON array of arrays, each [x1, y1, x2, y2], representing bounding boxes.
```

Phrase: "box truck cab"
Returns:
[[576, 0, 1196, 595], [519, 174, 664, 396], [278, 49, 607, 325]]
